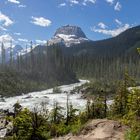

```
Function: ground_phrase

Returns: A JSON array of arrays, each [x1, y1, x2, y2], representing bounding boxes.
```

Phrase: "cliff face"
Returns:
[[54, 25, 87, 38]]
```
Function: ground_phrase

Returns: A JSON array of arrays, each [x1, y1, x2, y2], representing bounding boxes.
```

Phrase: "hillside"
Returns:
[[63, 25, 140, 56], [59, 25, 140, 81]]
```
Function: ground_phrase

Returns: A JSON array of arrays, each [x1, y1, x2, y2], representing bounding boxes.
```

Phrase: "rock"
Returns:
[[0, 128, 7, 138], [23, 94, 33, 99]]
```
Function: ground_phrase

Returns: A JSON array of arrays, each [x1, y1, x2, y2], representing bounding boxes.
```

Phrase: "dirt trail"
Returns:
[[52, 119, 128, 140]]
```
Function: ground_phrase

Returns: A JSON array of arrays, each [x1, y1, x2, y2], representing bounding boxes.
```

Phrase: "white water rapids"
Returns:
[[0, 80, 89, 112]]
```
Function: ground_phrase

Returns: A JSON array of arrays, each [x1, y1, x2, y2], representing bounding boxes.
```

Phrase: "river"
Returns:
[[0, 80, 89, 112]]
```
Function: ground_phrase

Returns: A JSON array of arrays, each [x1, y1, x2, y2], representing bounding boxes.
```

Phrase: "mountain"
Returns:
[[13, 45, 23, 54], [60, 25, 140, 81], [63, 25, 140, 56], [9, 45, 23, 58], [48, 25, 90, 47], [0, 44, 23, 62]]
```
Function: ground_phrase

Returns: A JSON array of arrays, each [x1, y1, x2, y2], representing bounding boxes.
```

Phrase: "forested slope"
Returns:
[[60, 25, 140, 82]]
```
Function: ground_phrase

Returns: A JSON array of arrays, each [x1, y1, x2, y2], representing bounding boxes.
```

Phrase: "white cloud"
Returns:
[[69, 0, 96, 6], [59, 3, 66, 7], [0, 26, 7, 31], [7, 0, 26, 8], [18, 38, 28, 42], [8, 0, 20, 4], [0, 34, 13, 42], [70, 0, 79, 5], [14, 32, 21, 36], [106, 0, 114, 5], [115, 19, 122, 25], [0, 34, 14, 49], [83, 0, 96, 5], [18, 5, 26, 8], [35, 40, 46, 44], [0, 11, 14, 27], [98, 22, 107, 29], [31, 16, 52, 27], [92, 24, 130, 37], [114, 2, 121, 11]]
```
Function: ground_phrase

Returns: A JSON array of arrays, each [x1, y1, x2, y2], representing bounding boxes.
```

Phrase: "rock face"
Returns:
[[48, 25, 90, 47], [52, 119, 128, 140]]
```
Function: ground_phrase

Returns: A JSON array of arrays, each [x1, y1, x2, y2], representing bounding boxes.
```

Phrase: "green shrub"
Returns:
[[125, 130, 140, 140], [71, 119, 82, 135]]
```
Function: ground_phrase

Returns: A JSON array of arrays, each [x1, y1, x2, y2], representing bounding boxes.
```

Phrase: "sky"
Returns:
[[0, 0, 140, 47]]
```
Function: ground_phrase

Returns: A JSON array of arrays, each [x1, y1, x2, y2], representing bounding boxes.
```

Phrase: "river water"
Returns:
[[0, 80, 89, 112]]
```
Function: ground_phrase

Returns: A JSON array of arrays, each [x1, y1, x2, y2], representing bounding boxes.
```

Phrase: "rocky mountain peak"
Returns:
[[48, 25, 90, 47], [54, 25, 87, 38]]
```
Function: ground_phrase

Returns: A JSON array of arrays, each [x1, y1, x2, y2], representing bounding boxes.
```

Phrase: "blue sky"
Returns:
[[0, 0, 140, 47]]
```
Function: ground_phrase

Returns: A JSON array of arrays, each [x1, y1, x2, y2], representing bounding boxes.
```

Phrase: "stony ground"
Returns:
[[52, 119, 128, 140]]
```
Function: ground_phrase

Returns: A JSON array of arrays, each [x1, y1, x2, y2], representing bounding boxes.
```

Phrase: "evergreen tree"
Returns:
[[13, 102, 22, 117], [111, 71, 135, 116], [30, 41, 34, 73], [9, 40, 13, 67], [50, 102, 64, 124], [1, 42, 6, 68], [65, 93, 78, 125]]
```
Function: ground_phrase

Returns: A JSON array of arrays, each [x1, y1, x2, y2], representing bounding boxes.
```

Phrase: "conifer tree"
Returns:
[[9, 40, 13, 67], [25, 44, 28, 71], [1, 42, 5, 68], [50, 102, 64, 124], [111, 71, 135, 116], [30, 41, 34, 73], [13, 102, 22, 117], [66, 93, 78, 125]]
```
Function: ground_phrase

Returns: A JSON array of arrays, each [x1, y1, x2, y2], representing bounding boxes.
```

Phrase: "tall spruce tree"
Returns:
[[1, 42, 6, 68]]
